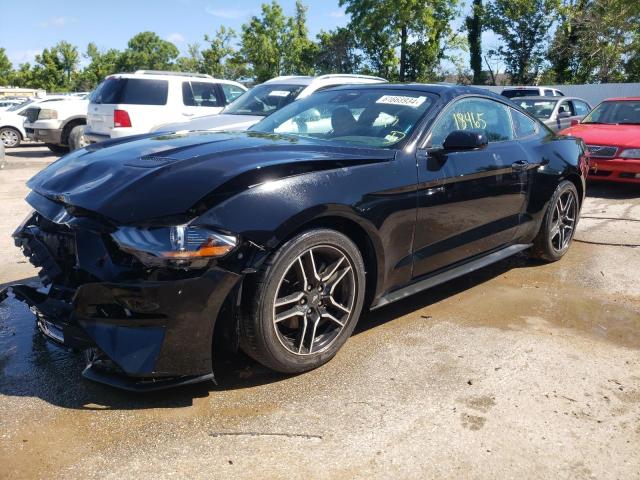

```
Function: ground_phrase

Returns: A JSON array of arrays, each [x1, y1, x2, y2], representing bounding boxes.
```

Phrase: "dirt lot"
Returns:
[[0, 144, 639, 479]]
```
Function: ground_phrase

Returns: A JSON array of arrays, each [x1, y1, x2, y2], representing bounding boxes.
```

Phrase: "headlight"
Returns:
[[111, 225, 237, 268], [619, 148, 640, 159], [38, 109, 58, 120]]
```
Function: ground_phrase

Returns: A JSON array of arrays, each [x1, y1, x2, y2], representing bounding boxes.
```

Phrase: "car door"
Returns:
[[556, 100, 575, 131], [181, 81, 225, 119], [412, 97, 528, 277]]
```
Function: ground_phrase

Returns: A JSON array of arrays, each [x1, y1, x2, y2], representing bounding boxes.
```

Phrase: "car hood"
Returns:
[[560, 124, 640, 148], [154, 113, 264, 134], [27, 131, 394, 224]]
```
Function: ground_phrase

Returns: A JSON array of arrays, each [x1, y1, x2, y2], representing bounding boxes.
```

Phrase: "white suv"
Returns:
[[85, 70, 247, 143], [154, 74, 388, 133], [24, 95, 89, 153]]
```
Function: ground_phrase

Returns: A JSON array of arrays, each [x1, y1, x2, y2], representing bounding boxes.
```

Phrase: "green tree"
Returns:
[[240, 1, 289, 82], [75, 42, 120, 90], [176, 43, 203, 73], [118, 31, 179, 71], [486, 0, 559, 85], [465, 0, 485, 84], [340, 0, 460, 81], [10, 63, 34, 88], [282, 0, 317, 75], [315, 28, 362, 74], [201, 26, 236, 77], [0, 48, 13, 85]]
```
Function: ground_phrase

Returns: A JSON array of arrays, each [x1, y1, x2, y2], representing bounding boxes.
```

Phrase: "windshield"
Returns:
[[582, 100, 640, 125], [7, 100, 32, 112], [515, 99, 558, 119], [250, 88, 435, 148], [502, 89, 539, 98], [224, 84, 305, 116]]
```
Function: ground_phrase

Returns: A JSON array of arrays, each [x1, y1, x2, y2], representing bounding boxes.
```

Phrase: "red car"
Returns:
[[559, 97, 640, 184]]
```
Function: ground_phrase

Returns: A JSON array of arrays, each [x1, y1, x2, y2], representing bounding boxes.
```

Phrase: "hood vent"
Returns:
[[124, 155, 179, 168]]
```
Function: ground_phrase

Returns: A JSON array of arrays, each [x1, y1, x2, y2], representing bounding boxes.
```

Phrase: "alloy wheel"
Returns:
[[273, 245, 356, 356], [0, 129, 19, 147], [550, 190, 577, 252]]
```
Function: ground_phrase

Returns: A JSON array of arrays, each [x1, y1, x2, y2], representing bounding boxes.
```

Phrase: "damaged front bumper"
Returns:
[[2, 194, 244, 391]]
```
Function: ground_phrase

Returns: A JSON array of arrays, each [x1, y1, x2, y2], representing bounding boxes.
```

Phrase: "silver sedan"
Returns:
[[511, 96, 592, 132]]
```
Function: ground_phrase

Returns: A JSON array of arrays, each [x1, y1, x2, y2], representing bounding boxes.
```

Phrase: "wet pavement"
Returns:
[[0, 149, 639, 479]]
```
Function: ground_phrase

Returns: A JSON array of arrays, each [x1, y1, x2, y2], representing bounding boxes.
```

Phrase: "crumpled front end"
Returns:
[[3, 192, 242, 391]]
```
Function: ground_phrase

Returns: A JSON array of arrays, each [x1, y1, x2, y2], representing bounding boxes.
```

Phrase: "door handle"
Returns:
[[425, 186, 445, 196], [511, 160, 529, 171], [182, 113, 194, 117]]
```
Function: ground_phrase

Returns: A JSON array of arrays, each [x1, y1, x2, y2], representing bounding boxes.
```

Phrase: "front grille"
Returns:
[[587, 145, 618, 158], [23, 107, 40, 123]]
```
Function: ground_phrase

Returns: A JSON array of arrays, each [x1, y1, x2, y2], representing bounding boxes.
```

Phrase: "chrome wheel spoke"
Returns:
[[297, 257, 309, 291], [308, 315, 320, 354], [275, 291, 305, 307], [329, 296, 350, 314], [321, 312, 344, 327], [308, 249, 322, 282], [329, 266, 352, 295], [297, 315, 308, 353], [275, 306, 304, 324], [321, 256, 345, 282]]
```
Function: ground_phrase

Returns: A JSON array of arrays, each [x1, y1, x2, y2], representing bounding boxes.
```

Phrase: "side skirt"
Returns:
[[372, 243, 532, 310]]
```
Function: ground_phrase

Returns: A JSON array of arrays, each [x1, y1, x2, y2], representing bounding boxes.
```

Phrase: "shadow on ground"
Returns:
[[586, 181, 639, 199]]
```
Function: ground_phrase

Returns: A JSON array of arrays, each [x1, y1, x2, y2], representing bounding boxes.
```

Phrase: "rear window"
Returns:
[[501, 89, 539, 98], [90, 77, 168, 105]]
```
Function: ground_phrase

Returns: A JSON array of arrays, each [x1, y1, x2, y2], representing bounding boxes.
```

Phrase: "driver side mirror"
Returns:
[[558, 111, 571, 119], [443, 129, 488, 151]]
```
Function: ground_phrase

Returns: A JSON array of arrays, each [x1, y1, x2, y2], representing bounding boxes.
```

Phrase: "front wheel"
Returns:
[[240, 229, 366, 373], [531, 180, 579, 262], [0, 127, 21, 147]]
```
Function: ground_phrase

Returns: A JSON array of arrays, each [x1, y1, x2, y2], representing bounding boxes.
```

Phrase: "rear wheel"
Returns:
[[0, 127, 21, 147], [240, 229, 366, 373], [531, 180, 579, 262]]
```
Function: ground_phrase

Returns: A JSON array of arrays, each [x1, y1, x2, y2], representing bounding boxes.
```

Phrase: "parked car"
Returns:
[[560, 97, 640, 183], [501, 87, 564, 98], [153, 74, 388, 133], [512, 96, 592, 132], [84, 70, 247, 143], [0, 96, 68, 147], [24, 95, 89, 153], [2, 84, 587, 391], [0, 99, 25, 111]]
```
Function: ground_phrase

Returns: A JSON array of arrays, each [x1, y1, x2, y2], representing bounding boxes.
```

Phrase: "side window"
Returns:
[[511, 109, 539, 138], [573, 101, 590, 116], [543, 89, 555, 97], [182, 81, 221, 107], [558, 100, 575, 116], [221, 84, 246, 104], [429, 97, 514, 147]]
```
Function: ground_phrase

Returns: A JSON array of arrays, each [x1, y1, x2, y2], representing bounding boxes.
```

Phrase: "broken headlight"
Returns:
[[111, 225, 237, 268]]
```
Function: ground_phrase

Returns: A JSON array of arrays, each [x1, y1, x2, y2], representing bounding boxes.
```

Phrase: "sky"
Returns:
[[0, 0, 501, 71]]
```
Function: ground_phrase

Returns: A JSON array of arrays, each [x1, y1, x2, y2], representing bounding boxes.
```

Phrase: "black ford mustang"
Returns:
[[1, 84, 588, 391]]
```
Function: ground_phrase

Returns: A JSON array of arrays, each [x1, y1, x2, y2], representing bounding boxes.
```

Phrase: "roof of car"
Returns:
[[107, 71, 245, 86], [604, 97, 640, 101], [317, 82, 508, 100], [508, 96, 587, 102], [264, 74, 387, 86]]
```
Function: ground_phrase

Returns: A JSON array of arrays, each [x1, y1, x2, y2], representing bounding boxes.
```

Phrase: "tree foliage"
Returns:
[[1, 0, 638, 92], [486, 0, 559, 85], [340, 0, 460, 81], [465, 0, 485, 84]]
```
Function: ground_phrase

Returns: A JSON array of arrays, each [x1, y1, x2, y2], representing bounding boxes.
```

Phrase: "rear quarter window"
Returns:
[[511, 109, 539, 138], [91, 78, 168, 105]]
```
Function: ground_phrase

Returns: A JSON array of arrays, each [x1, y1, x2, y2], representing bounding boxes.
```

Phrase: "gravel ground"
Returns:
[[0, 145, 638, 479]]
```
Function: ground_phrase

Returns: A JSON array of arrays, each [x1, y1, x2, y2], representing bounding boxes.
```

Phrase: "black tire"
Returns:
[[45, 143, 70, 154], [240, 229, 366, 373], [68, 124, 88, 151], [0, 127, 21, 148], [531, 180, 579, 262]]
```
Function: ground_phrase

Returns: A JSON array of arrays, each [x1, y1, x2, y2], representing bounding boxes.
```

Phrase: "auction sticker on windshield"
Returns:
[[376, 95, 427, 108], [268, 91, 291, 97]]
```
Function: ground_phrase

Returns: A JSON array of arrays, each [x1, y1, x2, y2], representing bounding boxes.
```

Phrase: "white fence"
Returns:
[[478, 83, 640, 106]]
